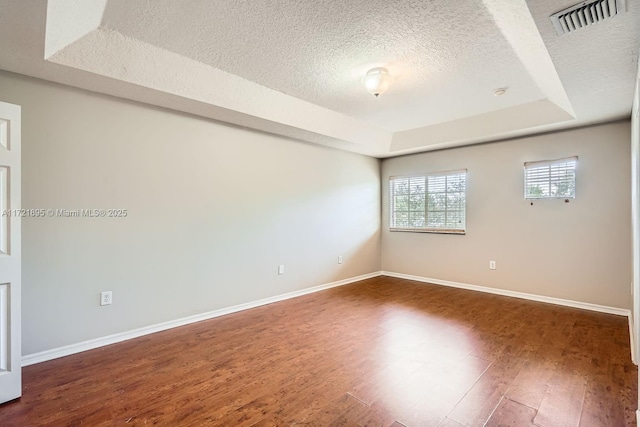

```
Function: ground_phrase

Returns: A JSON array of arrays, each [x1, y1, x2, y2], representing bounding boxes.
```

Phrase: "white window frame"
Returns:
[[524, 157, 577, 200], [389, 169, 467, 234]]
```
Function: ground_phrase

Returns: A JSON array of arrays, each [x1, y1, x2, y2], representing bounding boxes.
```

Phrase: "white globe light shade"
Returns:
[[361, 67, 394, 97]]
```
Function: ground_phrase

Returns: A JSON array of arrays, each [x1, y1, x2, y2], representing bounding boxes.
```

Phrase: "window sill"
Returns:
[[525, 196, 575, 200], [390, 228, 465, 235]]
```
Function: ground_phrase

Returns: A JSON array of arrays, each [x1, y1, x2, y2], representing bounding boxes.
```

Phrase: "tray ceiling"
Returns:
[[0, 0, 638, 157]]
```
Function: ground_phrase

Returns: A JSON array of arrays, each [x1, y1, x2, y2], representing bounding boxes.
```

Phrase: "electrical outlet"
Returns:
[[338, 255, 343, 264], [100, 291, 112, 306], [489, 261, 496, 270], [278, 265, 285, 275]]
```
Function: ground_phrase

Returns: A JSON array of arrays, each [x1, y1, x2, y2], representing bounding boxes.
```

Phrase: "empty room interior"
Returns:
[[1, 0, 640, 426]]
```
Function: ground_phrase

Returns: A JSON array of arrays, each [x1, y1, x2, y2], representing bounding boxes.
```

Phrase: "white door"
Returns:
[[0, 101, 21, 404]]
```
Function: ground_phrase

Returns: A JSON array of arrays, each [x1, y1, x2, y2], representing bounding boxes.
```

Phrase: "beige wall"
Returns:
[[0, 72, 381, 355], [382, 122, 632, 309]]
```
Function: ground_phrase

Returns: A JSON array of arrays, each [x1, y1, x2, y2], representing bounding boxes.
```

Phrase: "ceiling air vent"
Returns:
[[550, 0, 626, 36]]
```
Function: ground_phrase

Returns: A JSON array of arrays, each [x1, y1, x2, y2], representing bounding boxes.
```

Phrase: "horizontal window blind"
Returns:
[[524, 157, 577, 199], [390, 170, 466, 233]]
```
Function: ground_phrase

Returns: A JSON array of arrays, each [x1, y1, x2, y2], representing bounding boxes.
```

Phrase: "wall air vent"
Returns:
[[550, 0, 626, 36]]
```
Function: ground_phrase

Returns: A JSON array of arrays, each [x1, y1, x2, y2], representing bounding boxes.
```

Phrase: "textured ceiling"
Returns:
[[0, 0, 638, 157], [99, 0, 547, 132]]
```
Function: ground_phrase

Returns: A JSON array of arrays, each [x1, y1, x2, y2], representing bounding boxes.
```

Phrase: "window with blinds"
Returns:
[[524, 157, 577, 199], [389, 170, 466, 234]]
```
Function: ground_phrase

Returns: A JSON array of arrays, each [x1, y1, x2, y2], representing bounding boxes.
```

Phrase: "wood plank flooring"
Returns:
[[0, 276, 636, 426]]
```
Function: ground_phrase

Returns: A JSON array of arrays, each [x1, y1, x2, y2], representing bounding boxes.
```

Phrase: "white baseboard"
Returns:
[[22, 271, 382, 367], [381, 271, 631, 317]]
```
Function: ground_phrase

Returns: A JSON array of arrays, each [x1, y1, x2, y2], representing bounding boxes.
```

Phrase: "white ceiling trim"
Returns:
[[391, 99, 574, 154]]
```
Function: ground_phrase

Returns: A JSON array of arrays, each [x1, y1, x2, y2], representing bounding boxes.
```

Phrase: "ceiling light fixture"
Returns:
[[361, 67, 394, 97]]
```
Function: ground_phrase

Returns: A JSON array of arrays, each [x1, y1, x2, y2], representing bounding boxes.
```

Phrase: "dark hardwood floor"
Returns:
[[0, 276, 636, 426]]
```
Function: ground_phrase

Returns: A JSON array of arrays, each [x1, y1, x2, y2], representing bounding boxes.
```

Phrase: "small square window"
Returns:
[[524, 157, 577, 199]]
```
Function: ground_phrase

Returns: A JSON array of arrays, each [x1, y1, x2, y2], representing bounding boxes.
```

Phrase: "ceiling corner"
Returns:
[[44, 0, 108, 59]]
